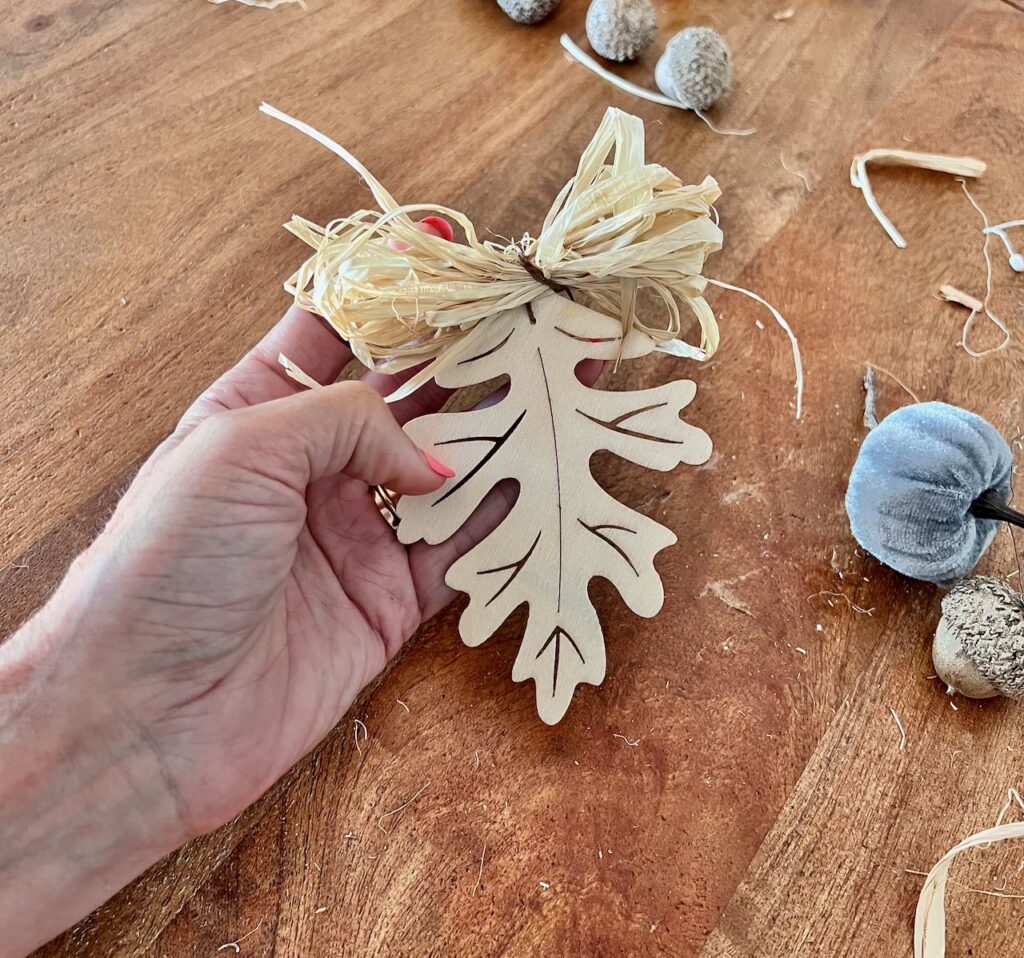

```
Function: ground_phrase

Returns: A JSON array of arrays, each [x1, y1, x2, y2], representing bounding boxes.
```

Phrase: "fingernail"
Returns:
[[421, 449, 455, 478], [418, 215, 454, 242], [387, 217, 454, 252]]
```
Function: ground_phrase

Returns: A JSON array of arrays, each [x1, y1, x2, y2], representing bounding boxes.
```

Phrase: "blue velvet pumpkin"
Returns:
[[845, 402, 1013, 587]]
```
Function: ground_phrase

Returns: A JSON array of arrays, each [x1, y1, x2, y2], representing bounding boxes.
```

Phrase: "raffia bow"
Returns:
[[262, 104, 723, 403]]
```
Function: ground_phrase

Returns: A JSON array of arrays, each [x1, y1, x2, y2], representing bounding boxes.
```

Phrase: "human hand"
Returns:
[[0, 305, 457, 955], [0, 220, 604, 956]]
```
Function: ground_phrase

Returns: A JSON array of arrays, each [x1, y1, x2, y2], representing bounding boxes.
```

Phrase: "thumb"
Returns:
[[202, 380, 454, 495]]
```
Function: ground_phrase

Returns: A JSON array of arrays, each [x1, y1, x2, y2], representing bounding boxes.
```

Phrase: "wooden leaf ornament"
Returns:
[[262, 103, 737, 722], [396, 293, 712, 723]]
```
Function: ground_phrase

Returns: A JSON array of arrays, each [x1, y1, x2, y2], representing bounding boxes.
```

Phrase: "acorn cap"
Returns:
[[497, 0, 560, 24], [654, 27, 732, 112], [585, 0, 657, 62], [936, 576, 1024, 699]]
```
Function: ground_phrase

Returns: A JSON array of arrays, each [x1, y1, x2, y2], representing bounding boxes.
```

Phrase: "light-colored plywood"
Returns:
[[398, 295, 712, 723]]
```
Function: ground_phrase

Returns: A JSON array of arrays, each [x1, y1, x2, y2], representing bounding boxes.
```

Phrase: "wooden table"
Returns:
[[4, 0, 1023, 954]]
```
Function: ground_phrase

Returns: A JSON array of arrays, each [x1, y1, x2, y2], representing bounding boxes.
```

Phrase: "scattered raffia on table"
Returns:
[[850, 148, 986, 248], [261, 102, 802, 416], [915, 789, 1024, 958], [851, 148, 1012, 358]]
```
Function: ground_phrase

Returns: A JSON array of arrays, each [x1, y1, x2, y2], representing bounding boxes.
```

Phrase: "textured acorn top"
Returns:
[[940, 576, 1024, 698], [498, 0, 560, 25], [585, 0, 657, 62], [654, 27, 732, 111], [845, 402, 1012, 586]]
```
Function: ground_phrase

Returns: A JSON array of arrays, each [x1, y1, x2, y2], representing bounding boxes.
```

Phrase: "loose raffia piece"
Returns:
[[850, 148, 986, 248], [983, 219, 1024, 272], [915, 789, 1024, 958], [957, 181, 1010, 357]]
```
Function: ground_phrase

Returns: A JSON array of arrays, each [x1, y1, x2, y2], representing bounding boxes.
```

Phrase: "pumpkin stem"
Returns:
[[970, 488, 1024, 529]]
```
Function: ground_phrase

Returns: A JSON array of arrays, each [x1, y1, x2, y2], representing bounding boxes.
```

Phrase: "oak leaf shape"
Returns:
[[397, 293, 712, 723]]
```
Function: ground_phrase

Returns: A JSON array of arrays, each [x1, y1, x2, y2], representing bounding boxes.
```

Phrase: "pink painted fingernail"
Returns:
[[421, 450, 455, 478], [418, 215, 454, 242], [388, 217, 455, 252]]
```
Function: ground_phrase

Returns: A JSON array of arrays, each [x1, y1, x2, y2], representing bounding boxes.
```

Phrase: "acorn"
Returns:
[[585, 0, 657, 62], [497, 0, 560, 25], [933, 576, 1024, 700], [654, 27, 732, 112]]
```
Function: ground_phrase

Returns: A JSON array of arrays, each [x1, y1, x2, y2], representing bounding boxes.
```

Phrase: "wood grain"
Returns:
[[702, 5, 1024, 955], [2, 0, 1021, 955]]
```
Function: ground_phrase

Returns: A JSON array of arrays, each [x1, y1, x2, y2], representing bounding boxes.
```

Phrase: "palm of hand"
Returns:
[[126, 451, 421, 833], [80, 308, 475, 837]]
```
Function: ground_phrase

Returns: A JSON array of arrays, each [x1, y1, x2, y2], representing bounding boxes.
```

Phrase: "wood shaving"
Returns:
[[889, 707, 907, 752], [780, 154, 812, 191], [210, 0, 305, 7], [353, 718, 368, 755], [377, 782, 430, 834], [850, 149, 986, 248], [559, 35, 756, 137], [613, 733, 641, 746], [863, 366, 878, 429], [263, 102, 726, 403], [915, 789, 1024, 957], [939, 284, 983, 312]]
